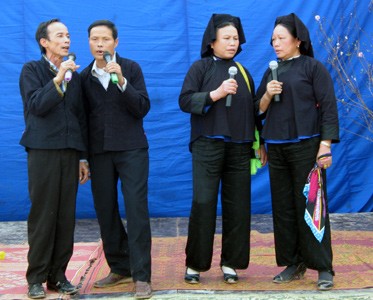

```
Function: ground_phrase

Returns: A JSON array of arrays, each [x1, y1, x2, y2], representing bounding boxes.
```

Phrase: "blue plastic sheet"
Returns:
[[0, 0, 372, 220]]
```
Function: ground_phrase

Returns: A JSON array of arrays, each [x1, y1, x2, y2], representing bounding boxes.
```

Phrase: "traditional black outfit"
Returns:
[[179, 14, 257, 273], [19, 56, 87, 285], [256, 13, 339, 275]]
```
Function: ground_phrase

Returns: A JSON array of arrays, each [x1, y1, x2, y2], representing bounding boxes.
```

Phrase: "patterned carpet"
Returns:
[[1, 230, 372, 299], [0, 242, 98, 299]]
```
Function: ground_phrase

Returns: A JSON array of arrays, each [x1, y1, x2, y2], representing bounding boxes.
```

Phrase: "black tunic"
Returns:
[[179, 57, 256, 149], [256, 55, 339, 143]]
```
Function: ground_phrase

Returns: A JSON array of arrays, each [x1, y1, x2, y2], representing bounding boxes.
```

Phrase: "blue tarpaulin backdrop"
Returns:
[[0, 0, 372, 221]]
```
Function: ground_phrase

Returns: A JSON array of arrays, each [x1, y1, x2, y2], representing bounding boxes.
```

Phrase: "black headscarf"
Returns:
[[272, 13, 314, 58], [201, 13, 246, 58]]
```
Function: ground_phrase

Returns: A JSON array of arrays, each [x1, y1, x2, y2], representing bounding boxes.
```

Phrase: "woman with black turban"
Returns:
[[179, 13, 266, 284], [256, 13, 339, 290]]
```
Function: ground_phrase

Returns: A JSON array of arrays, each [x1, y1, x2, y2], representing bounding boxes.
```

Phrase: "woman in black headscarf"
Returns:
[[179, 13, 266, 284], [256, 13, 339, 290]]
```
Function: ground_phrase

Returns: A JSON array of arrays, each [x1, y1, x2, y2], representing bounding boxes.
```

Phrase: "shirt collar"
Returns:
[[42, 54, 59, 75], [283, 54, 301, 61]]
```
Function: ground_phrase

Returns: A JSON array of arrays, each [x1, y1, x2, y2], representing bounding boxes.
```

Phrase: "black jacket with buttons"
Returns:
[[80, 53, 150, 154]]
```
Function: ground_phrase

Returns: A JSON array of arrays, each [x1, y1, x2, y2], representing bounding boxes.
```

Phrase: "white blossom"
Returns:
[[315, 15, 320, 21]]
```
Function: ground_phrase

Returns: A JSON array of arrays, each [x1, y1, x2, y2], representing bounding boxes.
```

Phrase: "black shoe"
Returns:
[[223, 273, 238, 284], [184, 268, 200, 284], [27, 283, 46, 299], [273, 263, 307, 283], [47, 280, 78, 295], [221, 267, 238, 284], [317, 270, 334, 291]]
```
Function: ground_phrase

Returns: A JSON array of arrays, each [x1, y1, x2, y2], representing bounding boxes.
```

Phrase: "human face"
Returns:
[[271, 24, 301, 60], [210, 25, 239, 59], [40, 22, 70, 64], [89, 25, 118, 67]]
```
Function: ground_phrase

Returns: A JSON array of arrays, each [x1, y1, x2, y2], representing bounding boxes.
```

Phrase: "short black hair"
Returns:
[[88, 20, 118, 40], [35, 18, 60, 54]]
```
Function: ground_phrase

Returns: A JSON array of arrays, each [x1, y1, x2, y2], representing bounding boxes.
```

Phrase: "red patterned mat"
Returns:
[[0, 242, 98, 299], [0, 231, 372, 299]]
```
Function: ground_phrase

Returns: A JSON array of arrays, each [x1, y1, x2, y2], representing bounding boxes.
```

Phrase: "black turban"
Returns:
[[201, 13, 246, 58], [272, 13, 314, 58]]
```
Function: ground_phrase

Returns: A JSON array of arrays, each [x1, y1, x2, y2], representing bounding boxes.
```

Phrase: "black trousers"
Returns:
[[185, 137, 252, 272], [267, 137, 333, 272], [90, 149, 151, 282], [26, 149, 79, 284]]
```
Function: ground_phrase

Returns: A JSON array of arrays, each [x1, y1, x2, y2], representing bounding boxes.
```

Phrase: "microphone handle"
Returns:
[[64, 70, 73, 82], [273, 93, 280, 102], [271, 69, 280, 102], [103, 53, 119, 84], [226, 74, 235, 107], [110, 73, 119, 84], [226, 94, 232, 107], [64, 54, 76, 82]]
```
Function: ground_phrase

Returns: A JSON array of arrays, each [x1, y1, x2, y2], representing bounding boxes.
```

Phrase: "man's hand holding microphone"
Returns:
[[103, 51, 126, 86], [54, 53, 80, 86]]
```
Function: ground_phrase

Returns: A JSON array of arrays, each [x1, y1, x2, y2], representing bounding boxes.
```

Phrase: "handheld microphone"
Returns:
[[269, 60, 280, 102], [64, 53, 76, 82], [226, 66, 238, 107], [103, 51, 119, 84]]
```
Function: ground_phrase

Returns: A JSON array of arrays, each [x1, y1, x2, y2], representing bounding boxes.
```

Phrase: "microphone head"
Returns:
[[228, 66, 238, 76], [67, 53, 76, 61], [269, 60, 278, 70], [103, 51, 112, 62]]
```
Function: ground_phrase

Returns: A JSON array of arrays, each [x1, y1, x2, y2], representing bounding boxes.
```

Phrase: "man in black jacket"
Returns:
[[19, 19, 89, 299], [80, 20, 152, 299]]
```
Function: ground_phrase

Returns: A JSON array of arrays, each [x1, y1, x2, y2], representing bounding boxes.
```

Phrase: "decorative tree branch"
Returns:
[[315, 1, 373, 142]]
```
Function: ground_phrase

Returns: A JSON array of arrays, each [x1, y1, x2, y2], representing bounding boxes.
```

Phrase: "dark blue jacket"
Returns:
[[19, 58, 87, 153], [80, 53, 150, 154]]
